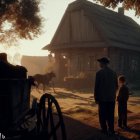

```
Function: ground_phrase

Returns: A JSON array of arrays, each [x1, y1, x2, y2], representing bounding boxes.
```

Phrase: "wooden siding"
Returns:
[[110, 48, 140, 81], [52, 47, 108, 82], [52, 14, 70, 44], [56, 48, 108, 77], [70, 10, 102, 42], [52, 10, 103, 45]]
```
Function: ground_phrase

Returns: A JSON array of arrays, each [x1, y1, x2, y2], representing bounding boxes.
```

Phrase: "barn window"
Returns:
[[120, 54, 138, 73], [89, 56, 97, 70], [130, 56, 138, 72], [77, 55, 83, 72]]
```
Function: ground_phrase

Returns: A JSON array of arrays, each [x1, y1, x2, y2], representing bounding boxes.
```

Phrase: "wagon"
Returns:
[[0, 78, 66, 140]]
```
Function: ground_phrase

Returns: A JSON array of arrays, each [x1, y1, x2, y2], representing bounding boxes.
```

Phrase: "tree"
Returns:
[[96, 0, 140, 16], [0, 0, 42, 45]]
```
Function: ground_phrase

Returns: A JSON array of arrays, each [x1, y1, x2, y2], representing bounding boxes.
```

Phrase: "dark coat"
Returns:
[[94, 67, 118, 102], [117, 85, 129, 103]]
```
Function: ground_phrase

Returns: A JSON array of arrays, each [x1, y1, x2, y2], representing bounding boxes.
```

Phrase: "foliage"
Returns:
[[96, 0, 140, 16], [0, 0, 42, 45]]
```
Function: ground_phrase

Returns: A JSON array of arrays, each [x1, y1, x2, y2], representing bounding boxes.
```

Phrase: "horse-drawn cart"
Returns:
[[0, 79, 66, 140]]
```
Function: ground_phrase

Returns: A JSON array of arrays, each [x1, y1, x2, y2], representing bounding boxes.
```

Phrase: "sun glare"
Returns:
[[2, 20, 13, 31]]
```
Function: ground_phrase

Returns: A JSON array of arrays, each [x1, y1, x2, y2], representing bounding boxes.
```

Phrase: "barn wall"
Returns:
[[53, 47, 108, 83], [109, 48, 140, 83], [53, 47, 140, 89], [68, 49, 98, 77]]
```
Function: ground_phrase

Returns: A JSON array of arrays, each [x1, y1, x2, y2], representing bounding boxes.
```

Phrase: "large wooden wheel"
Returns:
[[36, 93, 67, 140]]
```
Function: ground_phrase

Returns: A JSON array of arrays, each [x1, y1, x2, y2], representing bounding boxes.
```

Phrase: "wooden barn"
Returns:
[[44, 0, 140, 87]]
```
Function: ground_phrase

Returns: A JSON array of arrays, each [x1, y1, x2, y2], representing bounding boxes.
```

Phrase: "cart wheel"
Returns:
[[36, 93, 67, 140]]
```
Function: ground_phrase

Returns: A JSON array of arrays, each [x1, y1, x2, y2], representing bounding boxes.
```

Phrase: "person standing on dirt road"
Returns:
[[117, 75, 129, 129], [94, 57, 118, 135]]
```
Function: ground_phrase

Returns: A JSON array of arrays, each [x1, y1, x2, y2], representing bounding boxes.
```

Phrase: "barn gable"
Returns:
[[51, 9, 103, 45], [46, 1, 109, 50]]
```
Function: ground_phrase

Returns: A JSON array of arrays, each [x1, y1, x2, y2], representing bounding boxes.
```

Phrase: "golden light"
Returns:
[[1, 20, 13, 31]]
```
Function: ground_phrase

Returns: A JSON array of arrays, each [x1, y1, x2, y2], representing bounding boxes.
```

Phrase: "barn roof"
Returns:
[[44, 0, 140, 51]]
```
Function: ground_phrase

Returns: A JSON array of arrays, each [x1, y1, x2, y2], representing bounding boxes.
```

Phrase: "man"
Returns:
[[94, 57, 118, 135]]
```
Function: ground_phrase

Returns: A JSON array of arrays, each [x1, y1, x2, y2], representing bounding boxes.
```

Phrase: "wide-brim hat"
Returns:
[[97, 57, 110, 64]]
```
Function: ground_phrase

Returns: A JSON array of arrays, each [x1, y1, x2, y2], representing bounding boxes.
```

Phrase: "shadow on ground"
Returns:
[[60, 115, 133, 140]]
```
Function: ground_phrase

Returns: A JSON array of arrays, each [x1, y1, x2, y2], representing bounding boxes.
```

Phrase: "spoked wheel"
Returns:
[[37, 93, 67, 140]]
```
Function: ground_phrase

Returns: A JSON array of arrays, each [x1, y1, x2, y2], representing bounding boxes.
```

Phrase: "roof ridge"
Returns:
[[68, 0, 127, 18]]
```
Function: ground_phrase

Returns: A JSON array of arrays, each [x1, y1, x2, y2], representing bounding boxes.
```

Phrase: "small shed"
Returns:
[[44, 0, 140, 86]]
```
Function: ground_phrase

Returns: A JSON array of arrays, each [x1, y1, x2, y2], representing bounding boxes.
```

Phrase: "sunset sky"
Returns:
[[0, 0, 140, 58]]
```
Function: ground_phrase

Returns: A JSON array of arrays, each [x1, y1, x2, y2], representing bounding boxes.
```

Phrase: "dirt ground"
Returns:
[[31, 87, 140, 140]]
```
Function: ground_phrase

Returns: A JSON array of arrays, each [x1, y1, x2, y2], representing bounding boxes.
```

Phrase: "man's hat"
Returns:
[[97, 57, 110, 64]]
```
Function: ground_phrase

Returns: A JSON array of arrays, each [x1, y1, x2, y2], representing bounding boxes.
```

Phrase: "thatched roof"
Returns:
[[44, 0, 140, 51]]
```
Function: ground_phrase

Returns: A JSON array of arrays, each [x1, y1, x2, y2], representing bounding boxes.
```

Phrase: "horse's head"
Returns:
[[43, 72, 56, 84]]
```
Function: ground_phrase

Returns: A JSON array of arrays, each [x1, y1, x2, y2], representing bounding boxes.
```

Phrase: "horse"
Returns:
[[33, 71, 56, 92]]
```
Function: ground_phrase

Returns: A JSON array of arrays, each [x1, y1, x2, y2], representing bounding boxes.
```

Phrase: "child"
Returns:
[[117, 75, 129, 129]]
